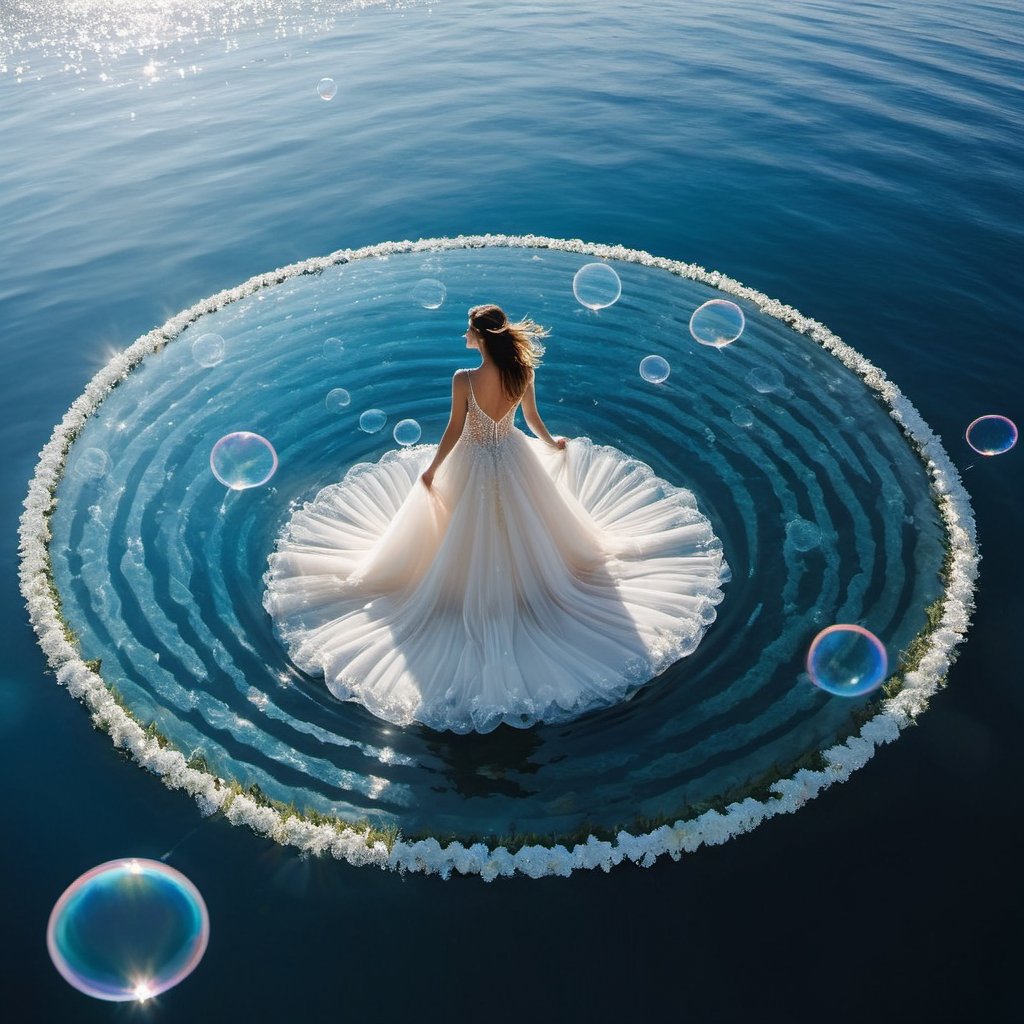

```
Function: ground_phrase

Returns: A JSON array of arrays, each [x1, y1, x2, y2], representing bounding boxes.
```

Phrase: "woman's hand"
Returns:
[[551, 436, 568, 451], [421, 467, 435, 489]]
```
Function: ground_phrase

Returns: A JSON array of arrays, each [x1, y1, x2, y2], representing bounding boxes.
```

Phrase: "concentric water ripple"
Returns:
[[21, 235, 978, 879]]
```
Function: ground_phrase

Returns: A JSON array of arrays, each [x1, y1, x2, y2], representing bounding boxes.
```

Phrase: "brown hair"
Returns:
[[468, 304, 547, 400]]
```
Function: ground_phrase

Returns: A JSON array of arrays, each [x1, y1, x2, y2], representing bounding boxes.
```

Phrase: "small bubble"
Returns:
[[210, 432, 278, 489], [639, 355, 670, 384], [317, 77, 337, 101], [359, 409, 387, 433], [730, 406, 754, 428], [786, 517, 822, 552], [573, 263, 621, 310], [689, 299, 745, 348], [746, 366, 785, 394], [325, 388, 351, 413], [393, 418, 422, 446], [411, 279, 446, 309], [322, 336, 345, 360], [191, 333, 225, 368], [74, 448, 111, 481]]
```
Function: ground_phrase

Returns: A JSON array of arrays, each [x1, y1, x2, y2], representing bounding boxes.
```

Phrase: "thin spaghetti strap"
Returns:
[[465, 369, 477, 406]]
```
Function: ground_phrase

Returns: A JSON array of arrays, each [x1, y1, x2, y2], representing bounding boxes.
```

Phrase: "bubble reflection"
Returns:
[[317, 78, 337, 101]]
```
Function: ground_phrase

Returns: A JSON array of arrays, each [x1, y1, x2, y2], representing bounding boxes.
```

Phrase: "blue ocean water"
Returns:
[[2, 1, 1021, 1020]]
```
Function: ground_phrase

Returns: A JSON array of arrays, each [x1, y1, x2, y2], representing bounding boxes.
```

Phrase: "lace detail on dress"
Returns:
[[464, 372, 518, 449]]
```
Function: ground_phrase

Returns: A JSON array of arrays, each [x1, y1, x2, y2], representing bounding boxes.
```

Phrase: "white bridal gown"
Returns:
[[263, 373, 730, 733]]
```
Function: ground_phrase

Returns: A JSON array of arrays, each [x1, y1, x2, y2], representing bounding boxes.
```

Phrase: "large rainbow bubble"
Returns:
[[806, 624, 888, 697], [47, 859, 209, 1002], [965, 414, 1017, 456]]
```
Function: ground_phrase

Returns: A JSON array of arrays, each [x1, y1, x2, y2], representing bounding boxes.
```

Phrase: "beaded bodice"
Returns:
[[465, 373, 518, 448]]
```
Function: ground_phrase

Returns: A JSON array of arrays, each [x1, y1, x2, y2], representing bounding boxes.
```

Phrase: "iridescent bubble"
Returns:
[[393, 418, 422, 446], [639, 354, 670, 384], [322, 336, 345, 360], [325, 388, 351, 413], [47, 858, 209, 1002], [74, 447, 110, 481], [573, 263, 622, 310], [730, 406, 754, 428], [807, 624, 888, 697], [746, 366, 785, 394], [411, 279, 446, 309], [317, 77, 337, 101], [190, 332, 225, 368], [786, 517, 822, 552], [359, 409, 387, 433], [965, 414, 1018, 456], [210, 432, 278, 489], [689, 299, 745, 347]]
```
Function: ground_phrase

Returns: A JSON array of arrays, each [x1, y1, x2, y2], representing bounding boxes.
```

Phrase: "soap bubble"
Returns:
[[393, 418, 422, 446], [74, 447, 110, 481], [325, 388, 351, 412], [730, 406, 754, 428], [807, 624, 888, 697], [639, 355, 670, 384], [317, 78, 337, 101], [411, 279, 446, 309], [689, 299, 745, 348], [210, 432, 278, 489], [191, 333, 225, 368], [47, 858, 209, 1002], [786, 517, 822, 552], [965, 414, 1018, 456], [359, 409, 387, 433], [322, 336, 345, 360], [746, 366, 785, 394], [573, 263, 622, 310]]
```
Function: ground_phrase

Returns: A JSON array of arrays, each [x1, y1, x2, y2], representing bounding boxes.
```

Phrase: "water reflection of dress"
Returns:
[[263, 372, 729, 734]]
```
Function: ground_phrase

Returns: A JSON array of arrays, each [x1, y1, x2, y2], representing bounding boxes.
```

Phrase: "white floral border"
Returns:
[[18, 234, 979, 880]]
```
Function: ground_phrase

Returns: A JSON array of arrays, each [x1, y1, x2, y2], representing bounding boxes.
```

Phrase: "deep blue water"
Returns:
[[2, 1, 1022, 1020]]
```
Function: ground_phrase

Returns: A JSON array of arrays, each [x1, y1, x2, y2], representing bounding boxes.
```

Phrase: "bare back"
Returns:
[[465, 365, 527, 423]]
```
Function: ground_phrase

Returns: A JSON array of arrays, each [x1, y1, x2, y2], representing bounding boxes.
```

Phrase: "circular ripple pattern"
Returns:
[[22, 236, 977, 879]]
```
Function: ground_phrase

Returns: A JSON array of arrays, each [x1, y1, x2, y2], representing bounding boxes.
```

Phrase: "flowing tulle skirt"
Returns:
[[263, 430, 729, 733]]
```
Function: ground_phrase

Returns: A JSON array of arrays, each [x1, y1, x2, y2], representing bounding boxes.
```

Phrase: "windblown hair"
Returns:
[[468, 304, 548, 400]]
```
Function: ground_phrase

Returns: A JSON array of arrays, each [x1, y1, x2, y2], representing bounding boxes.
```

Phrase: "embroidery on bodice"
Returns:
[[465, 372, 518, 448]]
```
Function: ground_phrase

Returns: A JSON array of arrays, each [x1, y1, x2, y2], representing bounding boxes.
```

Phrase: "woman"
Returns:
[[420, 304, 565, 493], [264, 304, 728, 733]]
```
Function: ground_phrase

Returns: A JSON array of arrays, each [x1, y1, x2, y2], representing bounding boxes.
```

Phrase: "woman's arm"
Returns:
[[521, 375, 567, 450], [421, 370, 470, 487]]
